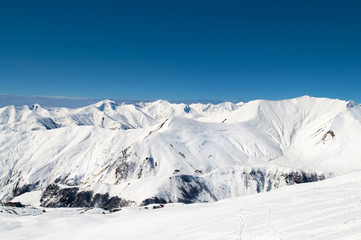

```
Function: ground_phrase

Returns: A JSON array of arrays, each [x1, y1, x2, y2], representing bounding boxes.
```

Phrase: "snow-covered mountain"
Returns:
[[1, 96, 361, 209]]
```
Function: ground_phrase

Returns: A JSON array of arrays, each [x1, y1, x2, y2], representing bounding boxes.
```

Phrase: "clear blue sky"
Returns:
[[1, 0, 361, 102]]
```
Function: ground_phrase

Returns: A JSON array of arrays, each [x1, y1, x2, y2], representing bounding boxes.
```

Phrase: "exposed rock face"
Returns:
[[40, 184, 134, 209], [246, 169, 326, 192], [283, 170, 325, 184], [141, 197, 167, 206], [13, 182, 40, 197], [34, 168, 326, 209]]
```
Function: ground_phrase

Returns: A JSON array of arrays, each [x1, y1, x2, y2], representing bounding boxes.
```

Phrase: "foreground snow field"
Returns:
[[1, 171, 361, 240]]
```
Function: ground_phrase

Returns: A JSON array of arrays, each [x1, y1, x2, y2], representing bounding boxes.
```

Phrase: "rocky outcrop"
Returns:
[[35, 168, 327, 209], [40, 184, 134, 210]]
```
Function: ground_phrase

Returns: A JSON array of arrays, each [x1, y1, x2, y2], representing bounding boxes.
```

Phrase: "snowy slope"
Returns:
[[1, 170, 361, 240], [1, 96, 361, 208]]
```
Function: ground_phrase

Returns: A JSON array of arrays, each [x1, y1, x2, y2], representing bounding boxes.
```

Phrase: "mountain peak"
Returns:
[[29, 103, 42, 111], [346, 100, 356, 108], [94, 99, 117, 111]]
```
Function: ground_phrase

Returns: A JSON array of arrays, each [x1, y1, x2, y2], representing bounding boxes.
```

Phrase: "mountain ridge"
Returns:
[[1, 96, 360, 209]]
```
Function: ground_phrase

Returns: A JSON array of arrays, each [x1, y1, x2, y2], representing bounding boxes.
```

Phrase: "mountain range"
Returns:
[[1, 96, 360, 209]]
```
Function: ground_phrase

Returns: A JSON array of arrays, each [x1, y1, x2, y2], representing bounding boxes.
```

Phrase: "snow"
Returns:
[[11, 191, 42, 208], [1, 171, 361, 240], [1, 96, 361, 206], [1, 96, 361, 238]]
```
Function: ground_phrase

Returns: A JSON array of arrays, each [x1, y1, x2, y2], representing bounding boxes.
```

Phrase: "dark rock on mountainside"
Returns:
[[141, 197, 167, 206], [40, 184, 134, 209], [36, 169, 326, 209], [284, 171, 325, 184], [13, 181, 40, 197], [175, 175, 217, 203]]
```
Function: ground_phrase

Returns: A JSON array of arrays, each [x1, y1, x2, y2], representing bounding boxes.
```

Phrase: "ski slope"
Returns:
[[1, 171, 361, 240]]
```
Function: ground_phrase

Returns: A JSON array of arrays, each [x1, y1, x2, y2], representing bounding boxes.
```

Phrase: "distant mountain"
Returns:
[[1, 96, 361, 209], [0, 95, 102, 108], [0, 95, 229, 108]]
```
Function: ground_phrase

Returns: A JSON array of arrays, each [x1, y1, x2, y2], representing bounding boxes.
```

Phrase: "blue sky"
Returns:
[[1, 0, 361, 102]]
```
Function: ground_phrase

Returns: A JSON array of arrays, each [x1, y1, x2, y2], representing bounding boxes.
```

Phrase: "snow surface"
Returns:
[[1, 171, 361, 240], [1, 96, 361, 206]]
